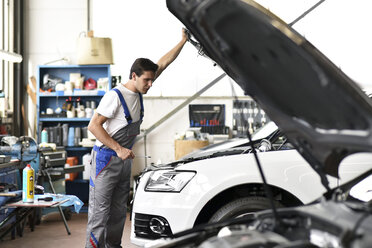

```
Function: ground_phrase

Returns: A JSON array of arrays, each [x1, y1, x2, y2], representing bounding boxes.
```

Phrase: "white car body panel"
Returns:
[[131, 150, 372, 246]]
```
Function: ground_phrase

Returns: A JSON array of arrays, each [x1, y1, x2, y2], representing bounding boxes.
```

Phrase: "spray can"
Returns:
[[22, 164, 35, 203]]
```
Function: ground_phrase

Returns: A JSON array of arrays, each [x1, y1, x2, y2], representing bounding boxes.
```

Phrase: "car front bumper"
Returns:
[[130, 175, 203, 246]]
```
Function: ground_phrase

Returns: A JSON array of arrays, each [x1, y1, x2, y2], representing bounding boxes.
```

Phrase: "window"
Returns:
[[0, 0, 18, 134]]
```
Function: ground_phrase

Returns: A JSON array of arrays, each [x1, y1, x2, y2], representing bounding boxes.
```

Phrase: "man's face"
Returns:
[[134, 71, 155, 94]]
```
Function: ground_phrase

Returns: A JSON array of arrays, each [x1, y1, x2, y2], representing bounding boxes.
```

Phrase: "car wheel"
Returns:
[[209, 196, 283, 223]]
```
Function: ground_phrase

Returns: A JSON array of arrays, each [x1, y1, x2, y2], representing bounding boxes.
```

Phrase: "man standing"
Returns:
[[86, 29, 188, 248]]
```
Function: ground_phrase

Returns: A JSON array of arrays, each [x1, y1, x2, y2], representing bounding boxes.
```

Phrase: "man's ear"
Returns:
[[131, 72, 137, 80]]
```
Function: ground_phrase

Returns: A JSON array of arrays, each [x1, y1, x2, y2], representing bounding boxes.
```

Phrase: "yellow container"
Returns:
[[22, 164, 34, 203]]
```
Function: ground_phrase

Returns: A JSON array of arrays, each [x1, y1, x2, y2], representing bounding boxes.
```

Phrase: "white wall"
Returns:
[[25, 0, 87, 71], [25, 0, 88, 139], [90, 0, 243, 97], [26, 0, 372, 176]]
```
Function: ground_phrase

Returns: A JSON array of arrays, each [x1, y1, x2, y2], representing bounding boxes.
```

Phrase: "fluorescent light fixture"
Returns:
[[0, 49, 23, 63]]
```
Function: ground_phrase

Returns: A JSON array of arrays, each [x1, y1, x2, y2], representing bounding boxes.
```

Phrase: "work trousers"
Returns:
[[86, 149, 132, 248]]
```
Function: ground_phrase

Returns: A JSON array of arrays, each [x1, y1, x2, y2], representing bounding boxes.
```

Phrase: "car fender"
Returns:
[[176, 150, 325, 223]]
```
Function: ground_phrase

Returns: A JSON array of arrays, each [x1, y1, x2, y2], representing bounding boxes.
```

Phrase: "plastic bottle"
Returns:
[[82, 153, 92, 180], [62, 124, 69, 146], [22, 164, 35, 203], [41, 128, 48, 143], [74, 127, 81, 146], [68, 127, 75, 146]]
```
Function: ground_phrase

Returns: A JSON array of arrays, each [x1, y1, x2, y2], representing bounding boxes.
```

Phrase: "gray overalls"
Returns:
[[86, 89, 143, 248]]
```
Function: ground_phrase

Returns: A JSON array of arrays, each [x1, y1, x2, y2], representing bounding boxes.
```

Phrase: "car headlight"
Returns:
[[145, 170, 196, 192]]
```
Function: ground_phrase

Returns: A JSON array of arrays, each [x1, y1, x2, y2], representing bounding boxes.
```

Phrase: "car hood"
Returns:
[[167, 0, 372, 180]]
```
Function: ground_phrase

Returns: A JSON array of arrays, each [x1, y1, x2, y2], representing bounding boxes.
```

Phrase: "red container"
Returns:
[[65, 156, 78, 181]]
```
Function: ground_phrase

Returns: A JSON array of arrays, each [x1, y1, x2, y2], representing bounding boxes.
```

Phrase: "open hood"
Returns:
[[167, 0, 372, 181]]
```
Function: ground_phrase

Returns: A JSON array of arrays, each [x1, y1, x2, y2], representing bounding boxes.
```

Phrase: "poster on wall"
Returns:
[[189, 104, 226, 134]]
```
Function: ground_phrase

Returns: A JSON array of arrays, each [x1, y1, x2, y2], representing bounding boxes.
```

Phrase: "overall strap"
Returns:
[[138, 93, 144, 120], [113, 88, 132, 124]]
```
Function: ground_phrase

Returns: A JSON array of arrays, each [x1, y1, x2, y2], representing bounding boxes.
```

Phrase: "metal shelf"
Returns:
[[39, 90, 106, 97], [39, 118, 91, 122], [65, 146, 92, 151]]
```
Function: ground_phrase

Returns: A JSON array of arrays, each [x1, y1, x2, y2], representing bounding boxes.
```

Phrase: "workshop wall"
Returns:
[[25, 0, 87, 69], [90, 0, 241, 97], [24, 0, 88, 140]]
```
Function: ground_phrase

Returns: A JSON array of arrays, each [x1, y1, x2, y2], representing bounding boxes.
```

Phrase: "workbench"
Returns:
[[0, 192, 83, 240]]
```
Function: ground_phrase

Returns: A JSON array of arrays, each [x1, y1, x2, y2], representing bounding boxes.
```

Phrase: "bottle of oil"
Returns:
[[22, 164, 35, 203]]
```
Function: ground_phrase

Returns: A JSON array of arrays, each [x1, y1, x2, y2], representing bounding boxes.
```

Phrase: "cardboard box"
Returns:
[[175, 140, 209, 160], [77, 36, 114, 65]]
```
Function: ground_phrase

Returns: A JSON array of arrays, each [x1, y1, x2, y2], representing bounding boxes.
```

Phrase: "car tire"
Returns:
[[209, 196, 283, 223]]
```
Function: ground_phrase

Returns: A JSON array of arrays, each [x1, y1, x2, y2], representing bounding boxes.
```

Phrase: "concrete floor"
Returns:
[[0, 212, 140, 248]]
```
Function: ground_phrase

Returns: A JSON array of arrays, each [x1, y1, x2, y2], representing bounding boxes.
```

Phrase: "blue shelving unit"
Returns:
[[37, 64, 111, 146]]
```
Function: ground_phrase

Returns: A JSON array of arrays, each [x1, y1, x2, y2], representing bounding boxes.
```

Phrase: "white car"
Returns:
[[130, 122, 371, 246]]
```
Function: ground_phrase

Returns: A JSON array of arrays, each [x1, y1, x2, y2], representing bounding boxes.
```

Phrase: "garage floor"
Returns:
[[0, 212, 140, 248]]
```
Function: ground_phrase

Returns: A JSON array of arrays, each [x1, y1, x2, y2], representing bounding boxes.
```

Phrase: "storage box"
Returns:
[[65, 156, 78, 181], [77, 36, 114, 65], [175, 140, 209, 160]]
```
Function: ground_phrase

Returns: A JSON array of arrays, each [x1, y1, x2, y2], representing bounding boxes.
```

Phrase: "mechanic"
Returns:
[[85, 29, 188, 248]]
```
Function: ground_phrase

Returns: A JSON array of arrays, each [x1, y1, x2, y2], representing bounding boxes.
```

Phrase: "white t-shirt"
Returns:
[[95, 84, 142, 146]]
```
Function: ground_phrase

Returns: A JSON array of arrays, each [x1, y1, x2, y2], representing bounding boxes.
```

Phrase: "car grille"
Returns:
[[134, 213, 173, 239]]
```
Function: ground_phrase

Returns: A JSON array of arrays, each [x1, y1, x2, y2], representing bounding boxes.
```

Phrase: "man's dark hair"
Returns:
[[129, 58, 159, 79]]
